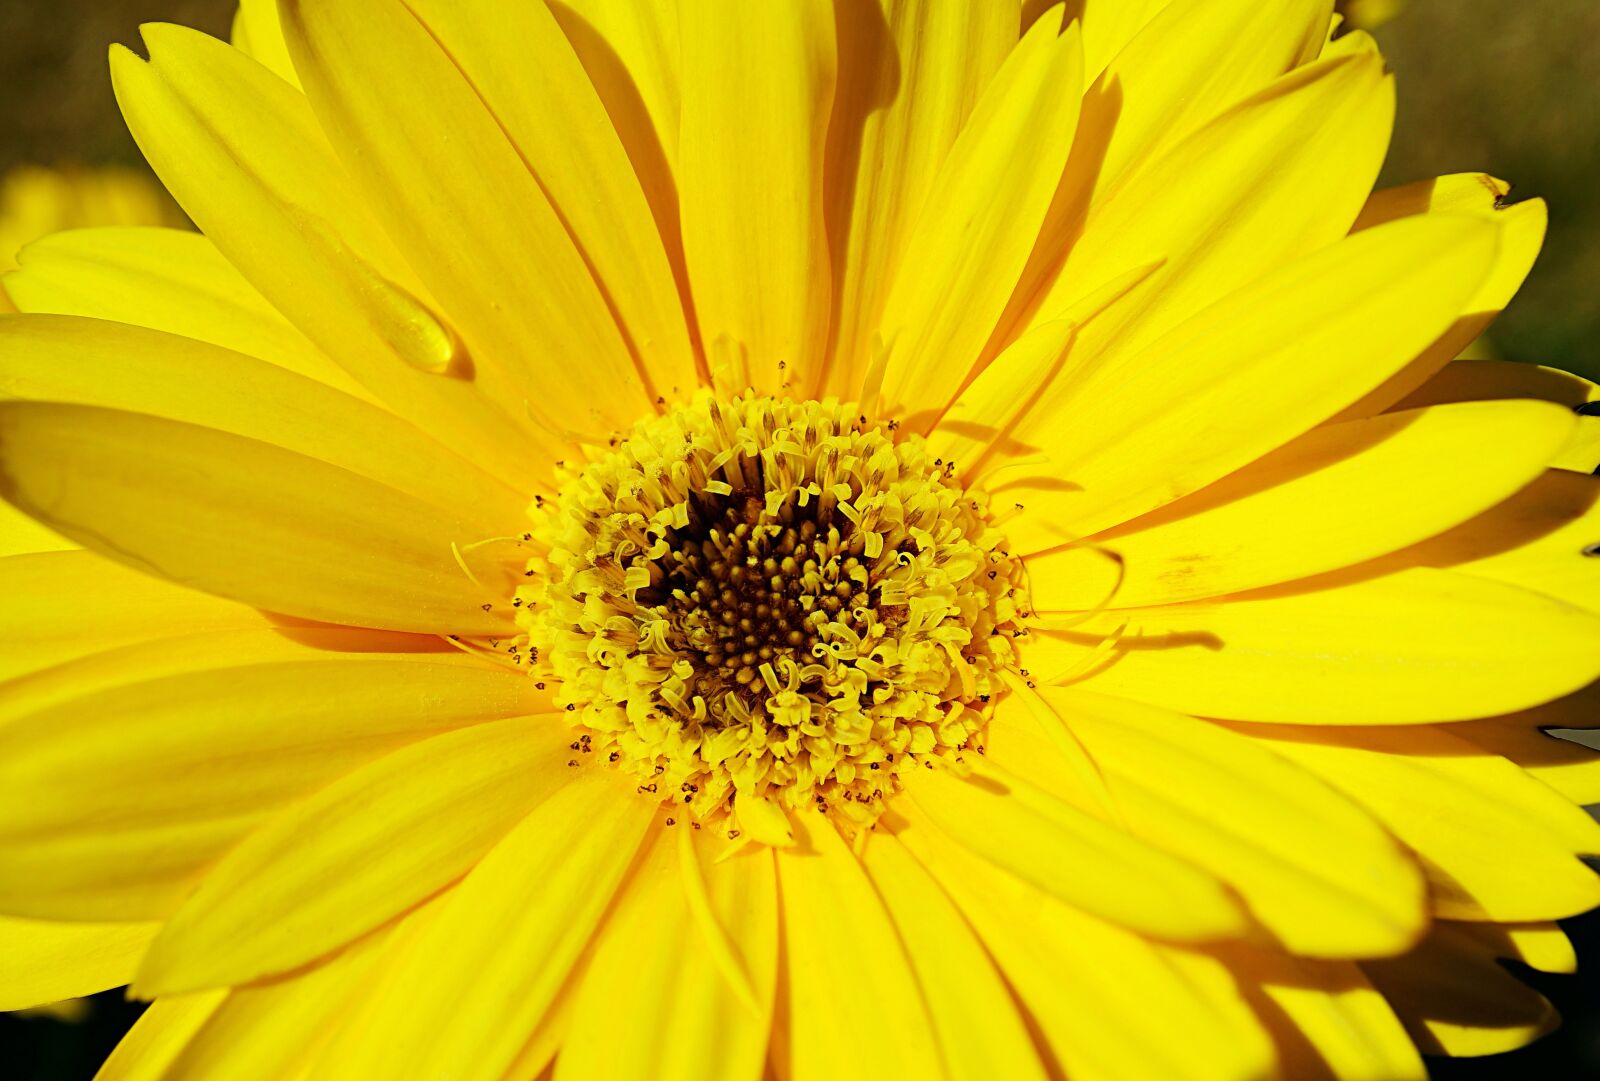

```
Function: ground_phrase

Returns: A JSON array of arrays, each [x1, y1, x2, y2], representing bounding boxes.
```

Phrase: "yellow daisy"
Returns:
[[3, 1, 1599, 1079]]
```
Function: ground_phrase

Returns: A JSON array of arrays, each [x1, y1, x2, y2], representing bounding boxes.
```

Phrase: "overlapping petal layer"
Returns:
[[0, 1, 1594, 1078]]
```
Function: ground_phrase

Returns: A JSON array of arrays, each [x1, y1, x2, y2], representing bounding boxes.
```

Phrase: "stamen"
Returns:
[[522, 392, 1027, 833]]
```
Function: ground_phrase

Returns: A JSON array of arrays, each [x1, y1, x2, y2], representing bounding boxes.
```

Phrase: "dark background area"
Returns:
[[0, 0, 1596, 1078]]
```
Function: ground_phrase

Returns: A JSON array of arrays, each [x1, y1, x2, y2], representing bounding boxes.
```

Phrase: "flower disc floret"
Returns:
[[523, 392, 1027, 834]]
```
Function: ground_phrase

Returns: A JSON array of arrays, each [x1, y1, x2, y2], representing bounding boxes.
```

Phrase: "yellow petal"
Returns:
[[280, 0, 679, 437], [678, 0, 835, 395], [929, 261, 1161, 477], [112, 24, 543, 480], [157, 928, 393, 1081], [0, 403, 513, 635], [987, 690, 1427, 957], [1027, 399, 1575, 608], [0, 550, 273, 683], [1396, 358, 1599, 473], [557, 829, 777, 1081], [1362, 922, 1559, 1058], [1363, 469, 1600, 613], [306, 771, 654, 1081], [1017, 0, 1333, 336], [229, 0, 298, 88], [1032, 568, 1600, 724], [891, 810, 1276, 1081], [0, 499, 71, 557], [1220, 948, 1426, 1081], [6, 227, 365, 397], [0, 628, 538, 920], [877, 18, 1084, 419], [1337, 175, 1548, 419], [547, 0, 683, 277], [732, 792, 795, 848], [137, 715, 575, 996], [775, 809, 947, 1081], [1018, 50, 1392, 383], [1453, 684, 1600, 803], [925, 319, 1077, 469], [859, 833, 1049, 1081], [91, 991, 227, 1081], [0, 314, 527, 532], [823, 0, 1016, 395], [1000, 214, 1500, 549], [1044, 0, 1173, 79], [1442, 920, 1576, 975], [403, 0, 699, 406], [904, 757, 1249, 943], [0, 917, 156, 1011], [1232, 723, 1600, 922], [1355, 172, 1520, 226], [1082, 0, 1330, 195]]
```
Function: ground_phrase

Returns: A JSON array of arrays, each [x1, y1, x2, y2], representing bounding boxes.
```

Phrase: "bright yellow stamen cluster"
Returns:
[[521, 393, 1025, 838]]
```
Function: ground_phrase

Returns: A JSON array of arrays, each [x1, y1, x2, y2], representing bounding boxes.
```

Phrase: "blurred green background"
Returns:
[[0, 1, 1596, 1079]]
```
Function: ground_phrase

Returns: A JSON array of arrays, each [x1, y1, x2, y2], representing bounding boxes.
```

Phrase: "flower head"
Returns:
[[2, 1, 1599, 1078]]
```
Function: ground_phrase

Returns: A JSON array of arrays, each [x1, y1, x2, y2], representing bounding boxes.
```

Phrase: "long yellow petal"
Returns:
[[1026, 399, 1575, 608], [91, 991, 227, 1081], [0, 551, 274, 683], [904, 757, 1249, 943], [775, 808, 948, 1081], [402, 0, 699, 405], [0, 403, 514, 635], [6, 228, 362, 397], [0, 499, 71, 557], [1442, 919, 1576, 975], [1327, 469, 1599, 615], [112, 24, 543, 481], [1397, 358, 1599, 473], [1338, 176, 1548, 418], [860, 833, 1049, 1081], [1001, 0, 1331, 343], [305, 771, 654, 1081], [1382, 469, 1600, 612], [556, 829, 777, 1081], [999, 215, 1499, 550], [822, 0, 1016, 395], [1453, 684, 1600, 804], [229, 0, 298, 88], [1233, 723, 1600, 922], [547, 0, 684, 285], [1048, 0, 1175, 80], [1077, 0, 1330, 201], [136, 714, 575, 996], [1220, 948, 1426, 1081], [155, 928, 393, 1081], [0, 629, 538, 920], [280, 0, 677, 438], [678, 0, 835, 395], [986, 690, 1427, 957], [877, 17, 1083, 419], [1017, 50, 1392, 385], [0, 314, 527, 531], [892, 810, 1276, 1081], [1030, 568, 1600, 724], [0, 917, 156, 1011], [1362, 922, 1559, 1057]]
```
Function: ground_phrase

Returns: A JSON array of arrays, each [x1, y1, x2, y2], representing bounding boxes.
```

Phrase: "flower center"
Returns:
[[520, 393, 1025, 838]]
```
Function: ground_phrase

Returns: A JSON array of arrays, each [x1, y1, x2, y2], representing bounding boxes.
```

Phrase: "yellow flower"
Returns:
[[2, 1, 1598, 1078]]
